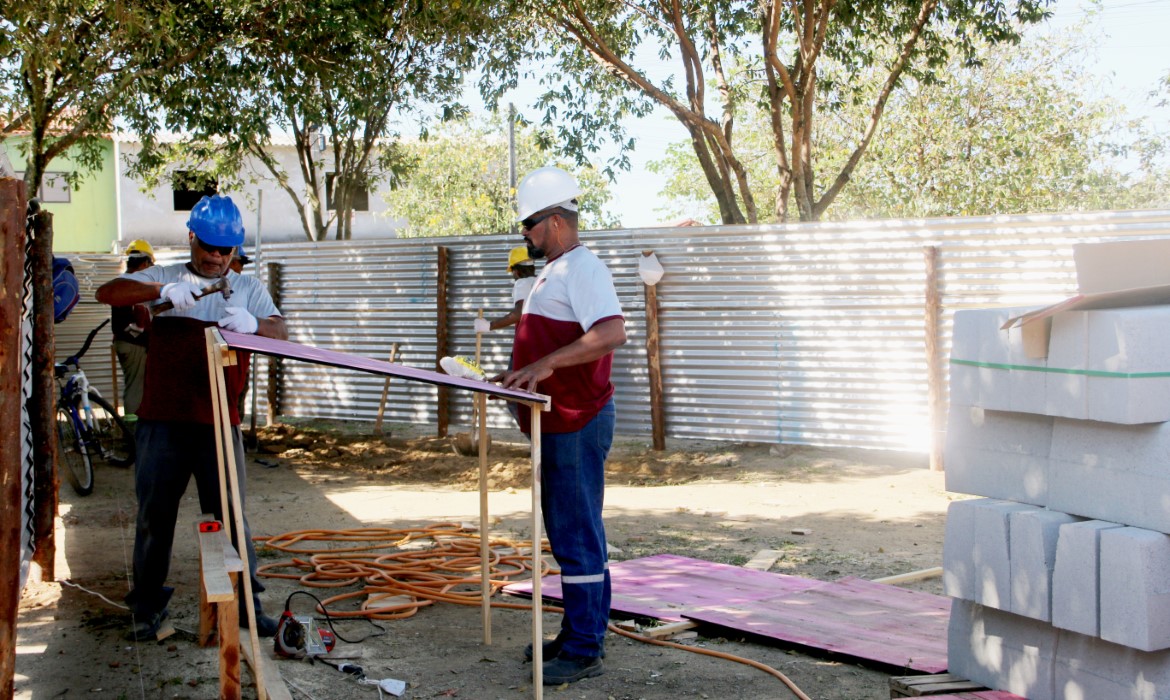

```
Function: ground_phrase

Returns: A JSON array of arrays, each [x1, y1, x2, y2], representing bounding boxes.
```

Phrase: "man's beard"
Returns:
[[526, 241, 546, 260]]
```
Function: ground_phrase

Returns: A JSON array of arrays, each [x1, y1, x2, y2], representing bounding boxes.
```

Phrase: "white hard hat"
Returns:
[[516, 166, 582, 221]]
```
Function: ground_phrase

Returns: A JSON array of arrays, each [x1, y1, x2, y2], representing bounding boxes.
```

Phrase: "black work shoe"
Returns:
[[542, 653, 604, 685], [524, 633, 606, 661], [125, 609, 168, 642], [241, 612, 279, 638]]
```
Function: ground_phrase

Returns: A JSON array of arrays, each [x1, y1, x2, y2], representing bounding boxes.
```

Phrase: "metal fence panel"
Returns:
[[59, 209, 1170, 452]]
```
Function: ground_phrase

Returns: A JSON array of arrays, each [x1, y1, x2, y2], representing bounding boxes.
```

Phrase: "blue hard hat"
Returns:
[[187, 195, 244, 247]]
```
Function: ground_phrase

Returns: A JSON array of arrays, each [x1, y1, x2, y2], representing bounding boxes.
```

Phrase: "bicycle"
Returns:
[[56, 318, 136, 496]]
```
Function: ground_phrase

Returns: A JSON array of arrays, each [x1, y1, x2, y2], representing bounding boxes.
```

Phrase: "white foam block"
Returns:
[[1045, 311, 1089, 419], [944, 498, 1038, 609], [947, 599, 1057, 700], [1100, 527, 1170, 651], [1009, 509, 1082, 621], [1086, 307, 1170, 424], [1052, 520, 1124, 637], [944, 406, 1052, 505], [1055, 629, 1170, 700], [1049, 418, 1170, 533]]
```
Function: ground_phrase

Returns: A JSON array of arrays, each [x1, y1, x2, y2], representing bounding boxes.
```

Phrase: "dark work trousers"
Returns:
[[127, 420, 265, 619], [541, 399, 615, 658]]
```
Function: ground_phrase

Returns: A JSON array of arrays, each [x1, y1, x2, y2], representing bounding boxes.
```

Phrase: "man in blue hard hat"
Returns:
[[96, 194, 288, 641]]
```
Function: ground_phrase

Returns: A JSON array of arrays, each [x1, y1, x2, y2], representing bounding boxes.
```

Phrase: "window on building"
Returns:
[[14, 171, 72, 203], [326, 172, 369, 211], [172, 170, 218, 211]]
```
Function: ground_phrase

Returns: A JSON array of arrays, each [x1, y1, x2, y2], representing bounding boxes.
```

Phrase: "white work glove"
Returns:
[[218, 307, 259, 334], [159, 281, 201, 311], [474, 318, 490, 334]]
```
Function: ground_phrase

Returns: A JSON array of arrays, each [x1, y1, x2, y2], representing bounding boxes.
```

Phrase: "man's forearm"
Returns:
[[95, 278, 163, 307]]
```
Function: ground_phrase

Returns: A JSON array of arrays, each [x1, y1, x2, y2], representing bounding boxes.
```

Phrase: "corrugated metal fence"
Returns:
[[59, 209, 1170, 453]]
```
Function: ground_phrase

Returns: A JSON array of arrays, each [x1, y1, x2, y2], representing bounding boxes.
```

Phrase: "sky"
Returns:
[[476, 0, 1170, 229]]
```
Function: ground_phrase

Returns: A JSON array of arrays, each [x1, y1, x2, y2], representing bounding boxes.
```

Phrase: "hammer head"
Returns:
[[210, 275, 232, 301]]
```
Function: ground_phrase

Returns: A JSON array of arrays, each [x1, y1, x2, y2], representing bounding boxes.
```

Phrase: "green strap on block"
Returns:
[[949, 358, 1170, 379]]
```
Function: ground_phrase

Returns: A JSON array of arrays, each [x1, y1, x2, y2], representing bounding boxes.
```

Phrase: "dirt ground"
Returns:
[[15, 419, 959, 700]]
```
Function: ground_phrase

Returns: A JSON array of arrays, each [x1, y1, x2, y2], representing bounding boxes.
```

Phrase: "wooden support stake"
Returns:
[[436, 246, 450, 438], [530, 406, 543, 696], [642, 620, 699, 639], [0, 177, 26, 699], [206, 328, 271, 699], [110, 344, 120, 415], [924, 246, 944, 472], [265, 263, 282, 427], [478, 390, 490, 644], [373, 342, 400, 436], [240, 638, 293, 700], [642, 251, 665, 451], [196, 517, 242, 699]]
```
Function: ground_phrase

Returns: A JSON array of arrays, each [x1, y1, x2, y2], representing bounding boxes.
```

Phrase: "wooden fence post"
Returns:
[[28, 205, 56, 578], [0, 178, 27, 700], [265, 262, 282, 426], [924, 245, 944, 472], [642, 251, 666, 451], [436, 246, 450, 438]]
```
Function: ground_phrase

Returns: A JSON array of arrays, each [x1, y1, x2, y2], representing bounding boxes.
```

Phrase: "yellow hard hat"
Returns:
[[125, 239, 155, 261], [508, 246, 532, 271]]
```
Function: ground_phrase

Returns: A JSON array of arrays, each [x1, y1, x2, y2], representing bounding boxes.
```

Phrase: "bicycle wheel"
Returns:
[[56, 405, 94, 496], [87, 391, 136, 468]]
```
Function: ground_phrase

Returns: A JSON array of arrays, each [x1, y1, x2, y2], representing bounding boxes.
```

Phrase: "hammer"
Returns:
[[150, 276, 232, 315]]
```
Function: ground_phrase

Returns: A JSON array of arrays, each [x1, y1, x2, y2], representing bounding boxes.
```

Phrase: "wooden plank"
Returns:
[[199, 523, 236, 603], [240, 633, 292, 700], [891, 673, 986, 697], [873, 567, 943, 586], [436, 245, 449, 438], [218, 577, 241, 700], [642, 621, 696, 639], [743, 549, 781, 572]]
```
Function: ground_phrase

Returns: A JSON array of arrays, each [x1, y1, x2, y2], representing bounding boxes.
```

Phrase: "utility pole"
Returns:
[[508, 103, 517, 236]]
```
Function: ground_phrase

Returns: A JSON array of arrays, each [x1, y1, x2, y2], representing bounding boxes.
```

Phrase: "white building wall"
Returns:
[[115, 139, 401, 249]]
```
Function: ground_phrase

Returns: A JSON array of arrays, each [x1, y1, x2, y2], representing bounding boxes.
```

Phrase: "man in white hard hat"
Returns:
[[496, 166, 627, 685]]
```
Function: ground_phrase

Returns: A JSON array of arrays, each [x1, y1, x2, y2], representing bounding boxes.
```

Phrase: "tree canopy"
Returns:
[[483, 0, 1052, 223], [386, 115, 619, 237], [648, 18, 1170, 221], [130, 0, 497, 241]]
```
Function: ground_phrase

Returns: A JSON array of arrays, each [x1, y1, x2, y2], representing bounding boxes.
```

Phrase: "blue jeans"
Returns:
[[541, 399, 615, 658]]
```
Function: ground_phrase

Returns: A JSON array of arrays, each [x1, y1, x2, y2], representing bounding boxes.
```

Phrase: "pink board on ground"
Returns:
[[684, 575, 950, 672], [504, 553, 822, 622], [924, 693, 1027, 700], [219, 330, 547, 407], [505, 554, 950, 673]]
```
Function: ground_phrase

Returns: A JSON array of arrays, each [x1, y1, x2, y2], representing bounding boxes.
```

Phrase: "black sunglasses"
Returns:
[[521, 211, 557, 232], [195, 238, 236, 256]]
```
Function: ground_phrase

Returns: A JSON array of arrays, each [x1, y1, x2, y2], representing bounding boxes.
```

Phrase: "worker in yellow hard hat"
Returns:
[[111, 240, 156, 418], [474, 245, 537, 333]]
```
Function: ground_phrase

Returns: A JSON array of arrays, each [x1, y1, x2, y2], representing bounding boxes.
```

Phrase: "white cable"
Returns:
[[61, 579, 129, 609]]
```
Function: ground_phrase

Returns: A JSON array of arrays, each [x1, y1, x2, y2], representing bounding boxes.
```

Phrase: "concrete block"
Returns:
[[1005, 323, 1049, 414], [944, 498, 1038, 609], [944, 406, 1051, 504], [1045, 311, 1089, 419], [1100, 527, 1170, 651], [1049, 418, 1170, 532], [1086, 307, 1170, 424], [947, 599, 1057, 700], [1052, 520, 1124, 637], [1010, 509, 1082, 621], [1055, 630, 1170, 700]]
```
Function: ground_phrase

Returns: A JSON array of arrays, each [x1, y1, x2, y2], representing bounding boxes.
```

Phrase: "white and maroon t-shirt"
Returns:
[[513, 245, 623, 434]]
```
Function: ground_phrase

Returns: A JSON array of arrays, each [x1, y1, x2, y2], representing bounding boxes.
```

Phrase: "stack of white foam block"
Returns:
[[943, 306, 1170, 700]]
